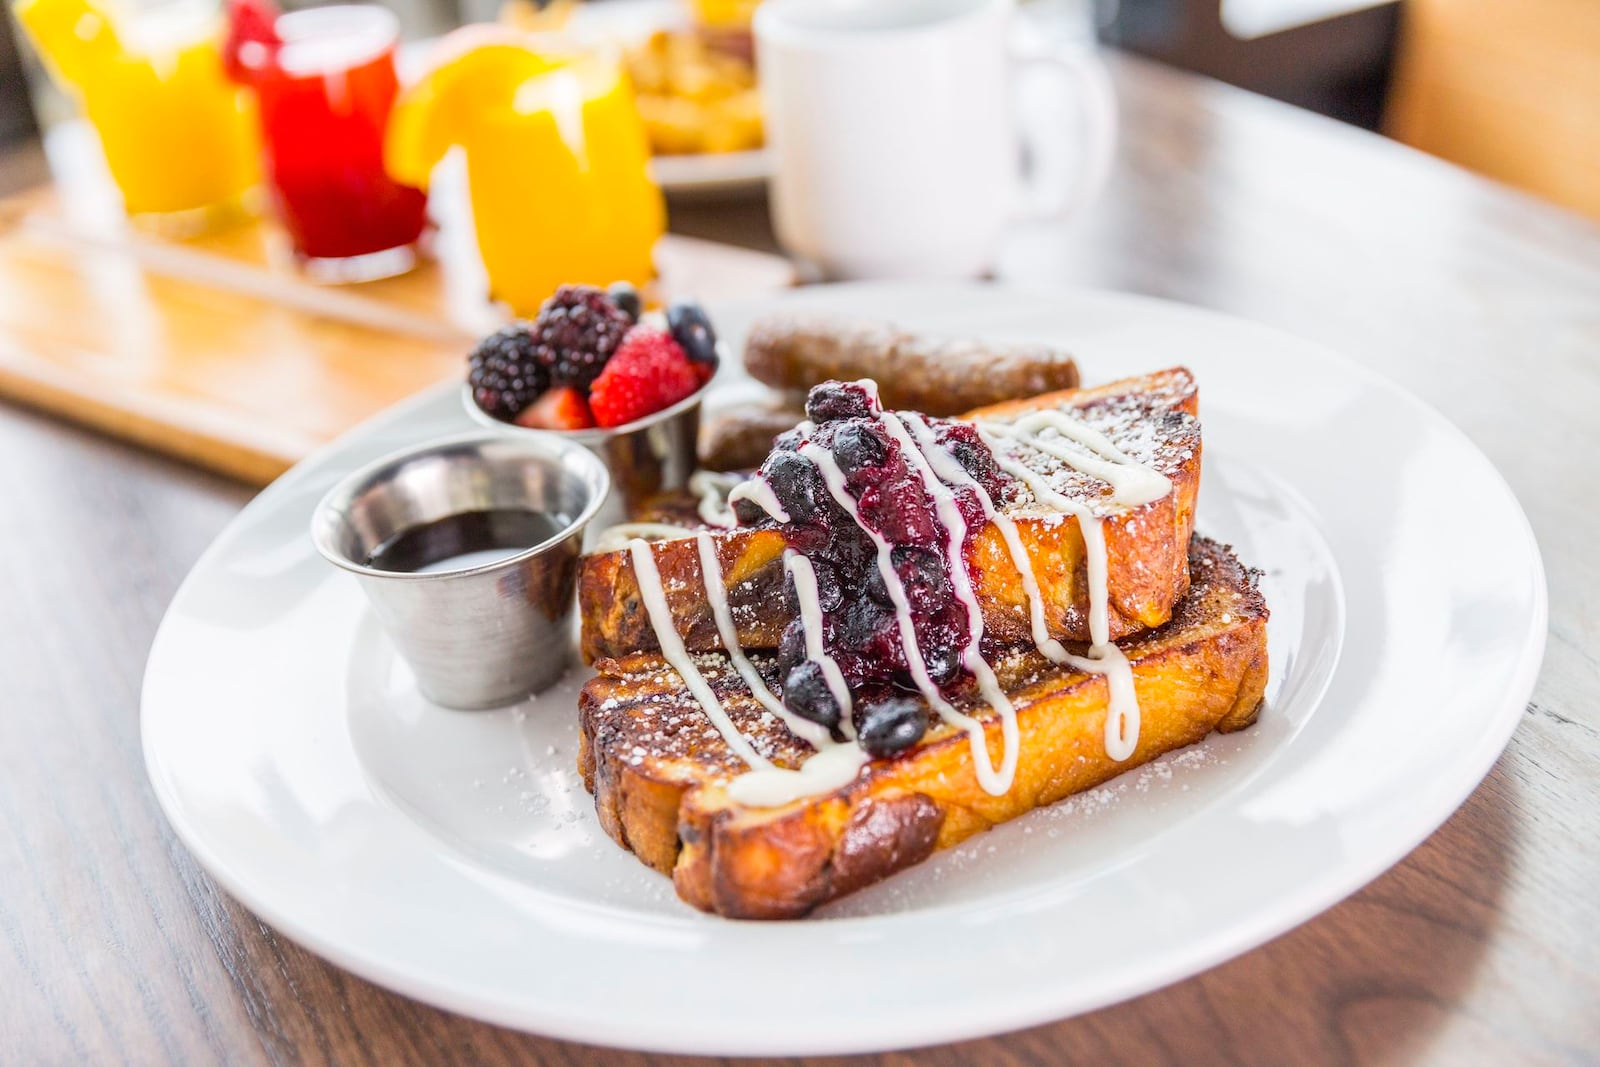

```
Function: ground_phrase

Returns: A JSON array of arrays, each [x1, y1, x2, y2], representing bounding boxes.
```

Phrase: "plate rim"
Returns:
[[141, 281, 1548, 1054]]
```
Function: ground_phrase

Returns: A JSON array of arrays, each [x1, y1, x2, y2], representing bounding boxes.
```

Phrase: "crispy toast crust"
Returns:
[[578, 537, 1268, 919], [578, 368, 1201, 664]]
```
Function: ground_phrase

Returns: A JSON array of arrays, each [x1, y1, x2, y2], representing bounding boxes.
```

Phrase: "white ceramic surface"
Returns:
[[142, 282, 1545, 1055], [648, 148, 771, 195], [755, 0, 1115, 279]]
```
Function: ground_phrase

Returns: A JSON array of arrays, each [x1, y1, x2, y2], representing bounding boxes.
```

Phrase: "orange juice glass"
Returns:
[[14, 0, 260, 221], [387, 32, 664, 315]]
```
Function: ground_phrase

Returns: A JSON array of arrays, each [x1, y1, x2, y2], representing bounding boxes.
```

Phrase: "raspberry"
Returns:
[[467, 323, 547, 420], [530, 285, 634, 391], [588, 325, 702, 428], [514, 386, 594, 431]]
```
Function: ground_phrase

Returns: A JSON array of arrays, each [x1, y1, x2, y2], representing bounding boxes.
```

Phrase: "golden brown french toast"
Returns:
[[578, 536, 1268, 919], [579, 367, 1201, 664]]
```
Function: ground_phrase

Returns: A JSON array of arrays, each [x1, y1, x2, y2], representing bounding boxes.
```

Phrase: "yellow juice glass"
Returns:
[[14, 0, 259, 220], [690, 0, 759, 31], [387, 29, 665, 316]]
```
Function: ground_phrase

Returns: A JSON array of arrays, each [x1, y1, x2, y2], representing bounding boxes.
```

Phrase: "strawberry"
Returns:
[[589, 325, 703, 428], [515, 386, 595, 430]]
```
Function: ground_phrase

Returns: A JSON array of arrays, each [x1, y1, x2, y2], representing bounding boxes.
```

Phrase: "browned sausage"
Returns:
[[742, 314, 1079, 416], [698, 404, 806, 472]]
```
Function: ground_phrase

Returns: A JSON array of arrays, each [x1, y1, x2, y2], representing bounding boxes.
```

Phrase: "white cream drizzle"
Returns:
[[972, 423, 1143, 761], [687, 470, 741, 528], [781, 550, 856, 730], [800, 440, 1015, 795], [627, 539, 773, 771], [873, 412, 1021, 793], [983, 411, 1172, 507], [693, 531, 830, 747], [592, 521, 694, 553], [619, 385, 1172, 809], [727, 741, 870, 807], [726, 478, 790, 523]]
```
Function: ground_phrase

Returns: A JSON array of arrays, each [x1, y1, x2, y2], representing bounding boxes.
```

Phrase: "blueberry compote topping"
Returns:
[[735, 380, 1014, 758]]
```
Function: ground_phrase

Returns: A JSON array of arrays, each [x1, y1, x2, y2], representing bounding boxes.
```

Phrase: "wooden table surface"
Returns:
[[3, 54, 1597, 1065]]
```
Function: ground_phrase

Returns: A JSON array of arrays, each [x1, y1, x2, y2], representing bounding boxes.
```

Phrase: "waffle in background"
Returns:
[[626, 28, 762, 156]]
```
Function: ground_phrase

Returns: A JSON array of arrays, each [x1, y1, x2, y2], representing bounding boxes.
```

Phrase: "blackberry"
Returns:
[[857, 697, 927, 758], [467, 323, 547, 420], [531, 285, 633, 390]]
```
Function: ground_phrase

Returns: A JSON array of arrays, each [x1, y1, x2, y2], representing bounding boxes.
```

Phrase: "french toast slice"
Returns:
[[579, 367, 1201, 664], [578, 536, 1268, 919]]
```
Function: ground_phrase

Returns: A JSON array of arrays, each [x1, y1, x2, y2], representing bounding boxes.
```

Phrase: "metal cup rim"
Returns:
[[309, 430, 612, 583], [458, 351, 721, 442]]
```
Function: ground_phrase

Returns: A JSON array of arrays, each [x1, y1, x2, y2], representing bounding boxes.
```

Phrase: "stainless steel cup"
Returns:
[[310, 432, 610, 709], [460, 374, 709, 530]]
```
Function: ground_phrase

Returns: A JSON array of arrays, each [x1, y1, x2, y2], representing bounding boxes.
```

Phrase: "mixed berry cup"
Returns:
[[461, 373, 713, 529], [460, 284, 721, 527]]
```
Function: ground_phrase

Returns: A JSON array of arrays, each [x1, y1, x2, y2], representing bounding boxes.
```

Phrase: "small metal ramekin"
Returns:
[[310, 431, 610, 709], [460, 372, 712, 528]]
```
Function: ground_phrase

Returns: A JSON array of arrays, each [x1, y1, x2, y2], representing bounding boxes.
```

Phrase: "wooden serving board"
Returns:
[[0, 124, 794, 484]]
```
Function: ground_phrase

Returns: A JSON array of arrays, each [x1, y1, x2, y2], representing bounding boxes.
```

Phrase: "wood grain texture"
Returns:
[[0, 128, 795, 484], [2, 52, 1598, 1065]]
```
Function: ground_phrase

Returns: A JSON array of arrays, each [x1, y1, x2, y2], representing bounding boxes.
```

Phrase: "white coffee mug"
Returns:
[[755, 0, 1117, 280]]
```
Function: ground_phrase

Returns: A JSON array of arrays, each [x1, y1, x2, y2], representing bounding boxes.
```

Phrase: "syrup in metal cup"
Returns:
[[310, 431, 610, 709]]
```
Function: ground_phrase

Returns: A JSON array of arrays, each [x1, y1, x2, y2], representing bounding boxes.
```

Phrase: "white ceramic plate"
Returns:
[[649, 148, 771, 196], [142, 282, 1545, 1055]]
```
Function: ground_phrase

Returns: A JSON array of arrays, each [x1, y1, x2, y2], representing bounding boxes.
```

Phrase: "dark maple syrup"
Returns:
[[364, 509, 570, 574]]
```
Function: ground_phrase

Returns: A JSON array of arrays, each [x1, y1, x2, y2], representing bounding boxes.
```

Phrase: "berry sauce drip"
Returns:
[[730, 381, 1014, 757]]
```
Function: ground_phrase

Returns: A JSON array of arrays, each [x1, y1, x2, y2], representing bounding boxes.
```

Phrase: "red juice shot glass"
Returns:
[[228, 3, 427, 281]]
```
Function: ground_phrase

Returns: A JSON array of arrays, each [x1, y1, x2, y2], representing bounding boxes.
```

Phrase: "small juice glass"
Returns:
[[386, 31, 664, 315], [230, 4, 427, 279], [13, 0, 260, 223]]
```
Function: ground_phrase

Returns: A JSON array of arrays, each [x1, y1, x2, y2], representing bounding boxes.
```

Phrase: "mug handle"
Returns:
[[1011, 44, 1118, 223]]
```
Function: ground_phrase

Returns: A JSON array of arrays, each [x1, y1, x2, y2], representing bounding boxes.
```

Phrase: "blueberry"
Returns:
[[864, 564, 890, 605], [761, 451, 821, 523], [922, 640, 965, 686], [666, 300, 718, 365], [893, 546, 949, 615], [783, 660, 842, 730], [607, 281, 641, 322], [732, 494, 768, 526], [772, 427, 805, 453], [811, 559, 844, 611], [778, 618, 807, 675], [830, 422, 888, 476], [840, 598, 902, 666], [939, 424, 1008, 496], [857, 697, 927, 757], [806, 380, 876, 423]]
